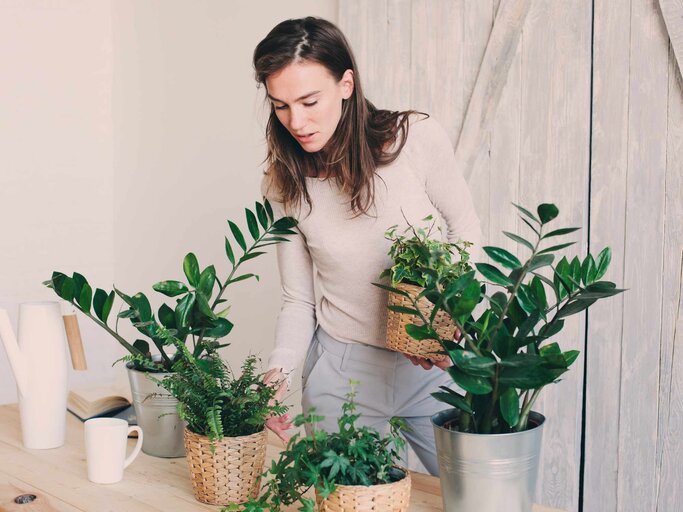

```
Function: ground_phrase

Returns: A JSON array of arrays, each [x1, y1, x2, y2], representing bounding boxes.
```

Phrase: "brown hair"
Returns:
[[253, 17, 423, 216]]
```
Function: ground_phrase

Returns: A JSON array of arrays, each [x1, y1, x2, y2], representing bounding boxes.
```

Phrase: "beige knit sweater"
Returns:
[[263, 116, 482, 377]]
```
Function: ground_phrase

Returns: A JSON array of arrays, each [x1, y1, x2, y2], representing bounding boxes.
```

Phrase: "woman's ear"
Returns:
[[341, 69, 354, 99]]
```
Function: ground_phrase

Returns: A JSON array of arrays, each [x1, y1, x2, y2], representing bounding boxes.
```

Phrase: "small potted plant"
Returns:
[[228, 381, 411, 512], [377, 215, 472, 361], [44, 200, 297, 457], [392, 203, 624, 512], [152, 327, 286, 506]]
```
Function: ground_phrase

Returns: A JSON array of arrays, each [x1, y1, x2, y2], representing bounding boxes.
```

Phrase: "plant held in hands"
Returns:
[[228, 381, 411, 512], [44, 200, 297, 372], [377, 215, 472, 361], [393, 203, 624, 434]]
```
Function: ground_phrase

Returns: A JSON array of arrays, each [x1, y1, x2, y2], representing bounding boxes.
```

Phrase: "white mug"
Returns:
[[84, 418, 143, 484]]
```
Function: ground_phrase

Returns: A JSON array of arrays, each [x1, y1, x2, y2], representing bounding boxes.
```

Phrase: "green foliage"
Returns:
[[379, 215, 472, 289], [151, 328, 286, 440], [225, 382, 407, 512], [397, 203, 625, 434], [44, 200, 297, 371]]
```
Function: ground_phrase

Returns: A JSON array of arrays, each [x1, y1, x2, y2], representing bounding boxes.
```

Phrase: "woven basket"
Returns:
[[386, 282, 456, 361], [184, 427, 267, 506], [316, 469, 411, 512]]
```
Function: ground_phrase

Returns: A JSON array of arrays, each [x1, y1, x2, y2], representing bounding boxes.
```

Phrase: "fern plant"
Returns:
[[226, 381, 407, 512], [152, 327, 287, 440], [44, 199, 297, 372]]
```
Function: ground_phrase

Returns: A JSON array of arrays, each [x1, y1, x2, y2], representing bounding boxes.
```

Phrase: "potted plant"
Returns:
[[151, 327, 286, 506], [44, 199, 297, 457], [378, 215, 472, 361], [388, 203, 624, 512], [228, 381, 411, 512]]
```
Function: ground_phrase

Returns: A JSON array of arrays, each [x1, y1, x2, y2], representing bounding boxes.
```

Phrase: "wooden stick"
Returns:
[[63, 314, 87, 371]]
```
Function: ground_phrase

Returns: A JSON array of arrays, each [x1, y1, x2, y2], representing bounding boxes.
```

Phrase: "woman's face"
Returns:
[[266, 60, 354, 153]]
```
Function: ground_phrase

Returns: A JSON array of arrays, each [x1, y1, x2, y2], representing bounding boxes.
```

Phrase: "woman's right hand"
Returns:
[[263, 368, 292, 444]]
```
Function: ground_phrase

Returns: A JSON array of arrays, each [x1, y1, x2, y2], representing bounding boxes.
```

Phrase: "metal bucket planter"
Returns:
[[126, 364, 185, 458], [432, 408, 545, 512]]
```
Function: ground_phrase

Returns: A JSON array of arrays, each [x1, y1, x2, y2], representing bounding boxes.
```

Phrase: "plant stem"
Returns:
[[518, 387, 543, 430]]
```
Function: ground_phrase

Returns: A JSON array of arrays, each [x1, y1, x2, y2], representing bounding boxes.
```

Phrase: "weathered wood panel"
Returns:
[[584, 0, 631, 510], [615, 0, 670, 509], [655, 47, 683, 511]]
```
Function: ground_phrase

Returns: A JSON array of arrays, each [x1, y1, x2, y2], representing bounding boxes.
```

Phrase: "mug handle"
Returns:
[[124, 426, 144, 468]]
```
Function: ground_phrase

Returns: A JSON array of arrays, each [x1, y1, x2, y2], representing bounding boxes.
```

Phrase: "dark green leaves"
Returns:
[[153, 280, 189, 297], [183, 253, 200, 287], [499, 388, 520, 427], [537, 203, 559, 224], [476, 263, 513, 287], [229, 220, 247, 251], [447, 366, 493, 395], [483, 246, 521, 269]]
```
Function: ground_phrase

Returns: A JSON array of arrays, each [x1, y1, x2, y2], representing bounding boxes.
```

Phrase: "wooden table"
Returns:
[[0, 405, 562, 511]]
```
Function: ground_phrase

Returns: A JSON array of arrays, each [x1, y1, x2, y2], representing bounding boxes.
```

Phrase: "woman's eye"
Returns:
[[274, 104, 288, 111], [303, 101, 318, 107]]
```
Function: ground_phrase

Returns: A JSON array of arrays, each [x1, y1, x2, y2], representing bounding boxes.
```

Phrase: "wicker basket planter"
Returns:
[[386, 282, 456, 361], [183, 427, 267, 506], [316, 469, 411, 512]]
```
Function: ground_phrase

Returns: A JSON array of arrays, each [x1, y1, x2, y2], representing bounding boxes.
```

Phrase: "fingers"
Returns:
[[402, 353, 434, 370], [434, 357, 453, 370], [266, 413, 292, 444]]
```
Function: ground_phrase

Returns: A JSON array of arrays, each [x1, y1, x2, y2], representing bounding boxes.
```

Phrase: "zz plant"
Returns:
[[227, 381, 407, 512], [380, 214, 472, 289], [44, 200, 297, 372], [387, 203, 624, 434]]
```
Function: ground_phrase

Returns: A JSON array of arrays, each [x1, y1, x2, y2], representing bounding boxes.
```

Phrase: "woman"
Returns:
[[254, 17, 481, 475]]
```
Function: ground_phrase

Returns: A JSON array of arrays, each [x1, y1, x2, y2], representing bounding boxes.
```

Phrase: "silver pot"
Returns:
[[432, 409, 545, 512], [126, 365, 185, 458]]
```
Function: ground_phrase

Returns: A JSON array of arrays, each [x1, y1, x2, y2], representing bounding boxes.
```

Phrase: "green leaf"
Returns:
[[539, 319, 564, 339], [229, 220, 247, 251], [239, 251, 266, 263], [595, 247, 612, 280], [500, 388, 520, 427], [204, 318, 233, 338], [521, 218, 541, 236], [527, 254, 555, 272], [130, 293, 152, 322], [387, 305, 420, 316], [564, 350, 580, 366], [483, 246, 522, 270], [446, 366, 493, 395], [227, 273, 259, 285], [537, 203, 559, 224], [516, 284, 537, 315], [272, 217, 297, 230], [78, 282, 92, 313], [542, 227, 580, 239], [102, 291, 115, 323], [450, 350, 497, 377], [195, 293, 217, 319], [158, 303, 176, 328], [489, 292, 508, 315], [577, 281, 625, 299], [554, 257, 571, 300], [224, 236, 235, 266], [50, 272, 75, 301], [198, 266, 216, 299], [405, 323, 435, 341], [530, 276, 548, 310], [499, 355, 558, 389], [175, 293, 195, 327], [556, 298, 597, 319], [153, 280, 189, 297], [133, 339, 150, 355], [72, 272, 87, 302], [93, 288, 108, 321], [372, 282, 411, 298], [538, 242, 576, 255], [245, 208, 259, 240], [449, 280, 481, 318], [255, 201, 268, 229], [503, 231, 534, 251], [513, 203, 540, 223], [476, 263, 513, 287], [570, 256, 582, 291], [582, 254, 597, 284], [183, 253, 200, 287], [431, 387, 473, 414], [264, 199, 274, 222]]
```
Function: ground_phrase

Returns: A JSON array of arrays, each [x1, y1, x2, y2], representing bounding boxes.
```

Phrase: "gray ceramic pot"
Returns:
[[432, 408, 545, 512]]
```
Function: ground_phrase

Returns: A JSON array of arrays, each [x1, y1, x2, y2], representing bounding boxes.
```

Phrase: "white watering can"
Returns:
[[0, 302, 69, 449]]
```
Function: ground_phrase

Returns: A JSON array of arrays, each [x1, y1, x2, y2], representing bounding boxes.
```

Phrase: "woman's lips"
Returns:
[[295, 132, 317, 143]]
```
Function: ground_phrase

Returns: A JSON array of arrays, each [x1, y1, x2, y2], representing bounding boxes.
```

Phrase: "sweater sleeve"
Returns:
[[261, 180, 317, 380], [408, 117, 483, 259]]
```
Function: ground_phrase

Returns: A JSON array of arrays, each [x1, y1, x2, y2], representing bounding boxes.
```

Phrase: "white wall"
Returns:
[[0, 0, 337, 404]]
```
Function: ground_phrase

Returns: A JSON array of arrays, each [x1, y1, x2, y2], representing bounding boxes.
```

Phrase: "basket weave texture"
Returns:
[[386, 282, 456, 361], [184, 427, 266, 505], [316, 470, 411, 512]]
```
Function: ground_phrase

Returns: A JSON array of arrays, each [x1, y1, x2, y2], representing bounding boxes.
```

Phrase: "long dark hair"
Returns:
[[253, 17, 422, 216]]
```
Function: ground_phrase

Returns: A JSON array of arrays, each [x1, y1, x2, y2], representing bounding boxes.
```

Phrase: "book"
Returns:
[[67, 385, 133, 422]]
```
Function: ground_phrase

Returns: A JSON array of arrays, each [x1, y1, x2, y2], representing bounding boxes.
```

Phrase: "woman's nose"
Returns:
[[289, 107, 306, 131]]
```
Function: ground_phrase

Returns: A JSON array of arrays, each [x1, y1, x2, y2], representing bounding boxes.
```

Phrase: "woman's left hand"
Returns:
[[404, 354, 452, 370]]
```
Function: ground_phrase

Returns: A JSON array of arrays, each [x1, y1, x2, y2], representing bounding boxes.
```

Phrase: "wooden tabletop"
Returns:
[[0, 404, 562, 511]]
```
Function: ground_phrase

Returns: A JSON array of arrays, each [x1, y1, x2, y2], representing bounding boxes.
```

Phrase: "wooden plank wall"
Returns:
[[339, 1, 683, 511]]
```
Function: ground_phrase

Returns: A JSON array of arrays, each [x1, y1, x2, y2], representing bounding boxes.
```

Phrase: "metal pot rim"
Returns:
[[430, 408, 546, 438]]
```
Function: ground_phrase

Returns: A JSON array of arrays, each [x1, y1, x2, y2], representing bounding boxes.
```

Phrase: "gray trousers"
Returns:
[[301, 327, 451, 476]]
